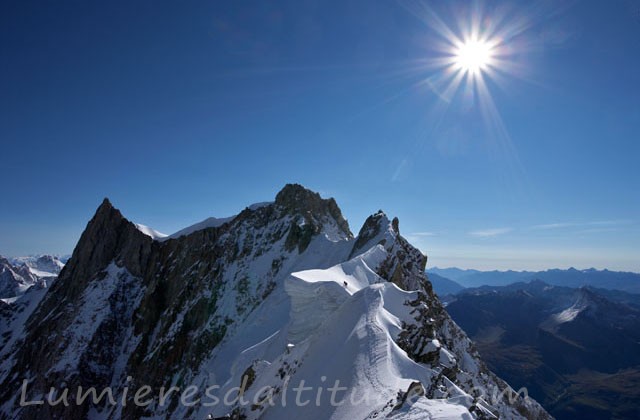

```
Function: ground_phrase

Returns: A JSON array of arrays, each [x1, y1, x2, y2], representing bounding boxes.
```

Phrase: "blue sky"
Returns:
[[1, 0, 638, 271]]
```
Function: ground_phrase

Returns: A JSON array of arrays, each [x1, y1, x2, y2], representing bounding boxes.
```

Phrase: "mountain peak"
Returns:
[[57, 199, 152, 299], [576, 286, 611, 310], [350, 211, 394, 257], [275, 183, 318, 206], [100, 197, 113, 208], [275, 183, 331, 215], [91, 197, 121, 225], [275, 184, 352, 237]]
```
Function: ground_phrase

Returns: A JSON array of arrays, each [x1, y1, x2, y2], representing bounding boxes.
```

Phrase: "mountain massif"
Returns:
[[0, 255, 64, 300], [0, 185, 549, 419], [445, 281, 640, 419]]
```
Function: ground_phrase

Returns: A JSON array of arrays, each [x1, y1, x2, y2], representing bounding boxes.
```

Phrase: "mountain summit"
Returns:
[[0, 185, 550, 419]]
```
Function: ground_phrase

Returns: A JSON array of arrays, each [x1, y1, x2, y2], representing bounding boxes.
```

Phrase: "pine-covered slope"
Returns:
[[0, 185, 551, 419]]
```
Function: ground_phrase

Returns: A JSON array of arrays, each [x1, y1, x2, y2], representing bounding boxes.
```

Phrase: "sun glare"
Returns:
[[396, 1, 534, 182], [454, 39, 493, 74]]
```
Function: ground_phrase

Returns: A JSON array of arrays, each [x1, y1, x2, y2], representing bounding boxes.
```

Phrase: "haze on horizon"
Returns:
[[1, 0, 638, 272]]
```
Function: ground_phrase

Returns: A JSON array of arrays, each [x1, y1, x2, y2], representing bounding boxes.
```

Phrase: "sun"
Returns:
[[454, 39, 494, 74]]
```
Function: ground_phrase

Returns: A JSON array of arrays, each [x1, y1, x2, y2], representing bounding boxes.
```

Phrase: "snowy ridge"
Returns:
[[285, 245, 387, 343], [165, 215, 235, 240], [134, 223, 168, 240], [164, 202, 275, 240], [0, 185, 550, 419], [189, 207, 548, 419], [207, 241, 546, 419]]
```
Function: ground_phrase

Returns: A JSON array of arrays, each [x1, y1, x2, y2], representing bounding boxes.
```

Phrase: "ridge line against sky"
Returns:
[[1, 0, 638, 271]]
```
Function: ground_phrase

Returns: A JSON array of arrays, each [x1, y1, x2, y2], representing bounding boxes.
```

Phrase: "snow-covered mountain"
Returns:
[[10, 255, 66, 278], [0, 255, 64, 301], [0, 185, 550, 419], [0, 257, 38, 299], [445, 281, 640, 418]]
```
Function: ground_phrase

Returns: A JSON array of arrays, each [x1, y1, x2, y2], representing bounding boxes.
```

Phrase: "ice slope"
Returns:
[[258, 283, 438, 420], [285, 245, 387, 343], [389, 399, 473, 419], [255, 248, 482, 420]]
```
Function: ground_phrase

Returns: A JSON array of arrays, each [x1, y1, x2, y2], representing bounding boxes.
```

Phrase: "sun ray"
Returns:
[[388, 1, 554, 195], [453, 38, 495, 74]]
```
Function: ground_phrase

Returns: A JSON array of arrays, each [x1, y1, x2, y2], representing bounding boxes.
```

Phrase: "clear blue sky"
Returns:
[[1, 0, 638, 271]]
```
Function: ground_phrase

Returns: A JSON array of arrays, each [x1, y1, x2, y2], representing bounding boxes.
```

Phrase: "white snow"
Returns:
[[256, 280, 437, 420], [6, 255, 64, 281], [195, 240, 515, 420], [26, 268, 57, 278], [389, 398, 474, 419], [135, 223, 168, 240], [165, 216, 235, 240], [0, 281, 54, 376], [50, 263, 143, 375], [554, 306, 582, 323], [0, 296, 20, 304], [164, 202, 273, 241], [248, 201, 273, 210], [10, 255, 64, 272], [541, 297, 588, 332], [290, 245, 387, 292]]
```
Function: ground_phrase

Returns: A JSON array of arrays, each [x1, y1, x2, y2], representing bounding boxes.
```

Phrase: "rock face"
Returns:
[[0, 184, 551, 419]]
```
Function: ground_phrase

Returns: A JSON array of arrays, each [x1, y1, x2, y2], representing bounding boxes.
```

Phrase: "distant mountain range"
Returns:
[[428, 266, 640, 294], [0, 255, 65, 300], [425, 272, 466, 296], [444, 280, 640, 419]]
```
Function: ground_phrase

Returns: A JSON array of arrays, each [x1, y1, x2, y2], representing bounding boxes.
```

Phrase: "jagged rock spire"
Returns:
[[275, 183, 353, 238], [55, 198, 152, 301], [350, 210, 394, 259]]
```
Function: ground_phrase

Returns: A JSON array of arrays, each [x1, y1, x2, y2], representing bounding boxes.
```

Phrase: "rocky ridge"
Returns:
[[0, 184, 551, 419]]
